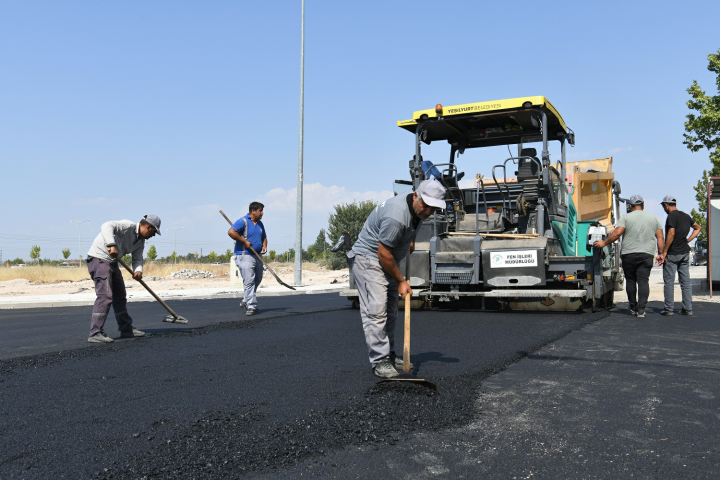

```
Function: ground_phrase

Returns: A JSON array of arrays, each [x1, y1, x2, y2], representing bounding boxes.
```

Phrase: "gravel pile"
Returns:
[[97, 373, 487, 479], [169, 269, 217, 279]]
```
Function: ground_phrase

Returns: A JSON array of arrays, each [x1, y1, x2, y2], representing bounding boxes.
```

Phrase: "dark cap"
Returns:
[[661, 195, 677, 205], [143, 214, 162, 235], [628, 194, 644, 206]]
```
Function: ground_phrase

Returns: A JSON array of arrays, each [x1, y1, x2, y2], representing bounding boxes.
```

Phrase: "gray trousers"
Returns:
[[351, 254, 398, 367], [663, 252, 692, 312], [235, 253, 263, 309], [87, 257, 133, 336]]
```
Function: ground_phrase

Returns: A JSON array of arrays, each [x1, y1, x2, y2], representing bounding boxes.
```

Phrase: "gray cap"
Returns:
[[143, 214, 162, 235], [661, 195, 677, 205], [628, 194, 644, 206]]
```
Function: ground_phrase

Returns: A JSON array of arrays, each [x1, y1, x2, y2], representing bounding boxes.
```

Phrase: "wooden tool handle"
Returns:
[[403, 292, 411, 373], [117, 257, 179, 318]]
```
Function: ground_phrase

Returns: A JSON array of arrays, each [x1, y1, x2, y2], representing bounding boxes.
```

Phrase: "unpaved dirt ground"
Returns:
[[1, 265, 716, 306], [0, 267, 350, 297]]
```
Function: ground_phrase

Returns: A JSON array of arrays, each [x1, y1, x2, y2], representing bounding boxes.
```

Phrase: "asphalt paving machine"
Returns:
[[341, 96, 624, 311]]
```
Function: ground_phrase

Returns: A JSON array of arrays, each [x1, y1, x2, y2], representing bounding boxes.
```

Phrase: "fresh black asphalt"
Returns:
[[0, 294, 718, 478]]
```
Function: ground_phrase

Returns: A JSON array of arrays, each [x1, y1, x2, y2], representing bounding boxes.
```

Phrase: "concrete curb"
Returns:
[[0, 283, 350, 310]]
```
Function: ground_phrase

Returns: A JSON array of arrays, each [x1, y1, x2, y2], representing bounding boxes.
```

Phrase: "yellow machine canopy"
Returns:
[[397, 96, 569, 148]]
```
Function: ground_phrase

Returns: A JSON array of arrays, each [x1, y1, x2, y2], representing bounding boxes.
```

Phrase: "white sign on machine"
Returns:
[[490, 250, 537, 268]]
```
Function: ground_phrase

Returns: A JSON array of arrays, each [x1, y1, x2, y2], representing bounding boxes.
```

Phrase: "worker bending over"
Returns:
[[86, 215, 161, 343], [348, 179, 446, 378]]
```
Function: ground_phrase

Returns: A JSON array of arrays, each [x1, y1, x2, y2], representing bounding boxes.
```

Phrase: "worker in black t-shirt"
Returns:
[[657, 195, 701, 316]]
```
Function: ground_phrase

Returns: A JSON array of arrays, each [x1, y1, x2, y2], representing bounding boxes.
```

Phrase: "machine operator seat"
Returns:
[[517, 148, 541, 182]]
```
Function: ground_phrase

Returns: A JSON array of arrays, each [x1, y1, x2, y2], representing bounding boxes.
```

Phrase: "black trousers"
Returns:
[[621, 253, 654, 311]]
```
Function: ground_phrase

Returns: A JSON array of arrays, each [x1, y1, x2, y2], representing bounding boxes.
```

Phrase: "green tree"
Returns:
[[208, 251, 217, 262], [268, 250, 276, 261], [326, 199, 377, 269], [147, 244, 157, 260], [122, 254, 131, 264], [62, 248, 71, 260], [307, 229, 330, 260], [30, 245, 41, 263], [218, 249, 233, 263], [282, 248, 295, 263], [684, 48, 720, 241], [170, 251, 177, 263]]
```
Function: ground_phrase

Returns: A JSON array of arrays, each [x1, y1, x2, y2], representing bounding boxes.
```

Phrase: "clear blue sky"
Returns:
[[1, 1, 718, 261]]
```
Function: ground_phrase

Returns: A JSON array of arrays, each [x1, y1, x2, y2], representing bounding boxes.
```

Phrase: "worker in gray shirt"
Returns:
[[348, 179, 446, 378], [86, 215, 161, 343], [594, 195, 663, 318]]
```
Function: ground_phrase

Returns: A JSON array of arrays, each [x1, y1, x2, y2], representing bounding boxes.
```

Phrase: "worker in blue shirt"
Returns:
[[228, 202, 267, 316]]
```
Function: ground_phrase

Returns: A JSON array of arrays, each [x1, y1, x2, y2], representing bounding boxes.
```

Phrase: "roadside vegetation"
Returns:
[[685, 48, 720, 241], [2, 198, 374, 282]]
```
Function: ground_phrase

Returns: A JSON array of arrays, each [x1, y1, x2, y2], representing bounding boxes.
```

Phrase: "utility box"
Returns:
[[230, 256, 242, 287], [566, 157, 615, 228]]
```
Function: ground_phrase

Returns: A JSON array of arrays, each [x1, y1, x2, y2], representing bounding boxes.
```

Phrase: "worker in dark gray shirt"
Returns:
[[657, 195, 701, 316], [348, 179, 446, 378]]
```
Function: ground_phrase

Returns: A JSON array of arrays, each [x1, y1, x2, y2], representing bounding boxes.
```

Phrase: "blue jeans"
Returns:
[[663, 253, 692, 312]]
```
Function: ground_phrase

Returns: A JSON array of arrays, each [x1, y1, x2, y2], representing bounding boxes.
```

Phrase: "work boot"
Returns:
[[239, 301, 247, 310], [679, 309, 693, 316], [636, 310, 646, 318], [660, 310, 674, 316], [120, 327, 146, 338], [88, 332, 114, 343], [373, 360, 399, 378], [389, 352, 414, 369], [246, 308, 258, 316]]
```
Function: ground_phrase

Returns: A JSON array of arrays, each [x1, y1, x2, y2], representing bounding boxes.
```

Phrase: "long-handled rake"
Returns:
[[117, 258, 189, 324]]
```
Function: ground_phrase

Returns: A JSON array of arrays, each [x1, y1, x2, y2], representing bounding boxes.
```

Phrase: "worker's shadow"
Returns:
[[411, 351, 460, 366]]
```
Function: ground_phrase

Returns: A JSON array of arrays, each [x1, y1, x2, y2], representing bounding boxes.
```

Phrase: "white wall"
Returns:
[[711, 199, 720, 281]]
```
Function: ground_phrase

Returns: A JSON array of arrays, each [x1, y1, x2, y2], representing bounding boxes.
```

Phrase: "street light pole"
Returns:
[[70, 219, 90, 268], [294, 0, 305, 286], [168, 227, 184, 264]]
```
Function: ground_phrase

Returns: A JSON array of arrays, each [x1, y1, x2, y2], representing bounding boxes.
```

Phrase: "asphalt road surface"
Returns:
[[1, 294, 718, 478]]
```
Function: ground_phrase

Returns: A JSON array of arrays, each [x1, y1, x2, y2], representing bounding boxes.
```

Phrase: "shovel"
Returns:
[[384, 291, 436, 390], [117, 258, 189, 324], [219, 210, 296, 291]]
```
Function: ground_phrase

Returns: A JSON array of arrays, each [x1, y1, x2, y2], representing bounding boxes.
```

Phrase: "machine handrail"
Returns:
[[475, 177, 491, 235]]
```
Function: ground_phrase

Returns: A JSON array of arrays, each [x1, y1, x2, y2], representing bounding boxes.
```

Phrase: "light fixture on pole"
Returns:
[[168, 227, 184, 264], [70, 219, 90, 268], [294, 0, 305, 286]]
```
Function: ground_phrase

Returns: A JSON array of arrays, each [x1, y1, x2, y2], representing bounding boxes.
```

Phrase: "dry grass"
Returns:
[[0, 265, 91, 283], [0, 261, 329, 283]]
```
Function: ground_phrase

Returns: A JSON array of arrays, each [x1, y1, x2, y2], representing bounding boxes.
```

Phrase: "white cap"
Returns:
[[416, 179, 446, 209]]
